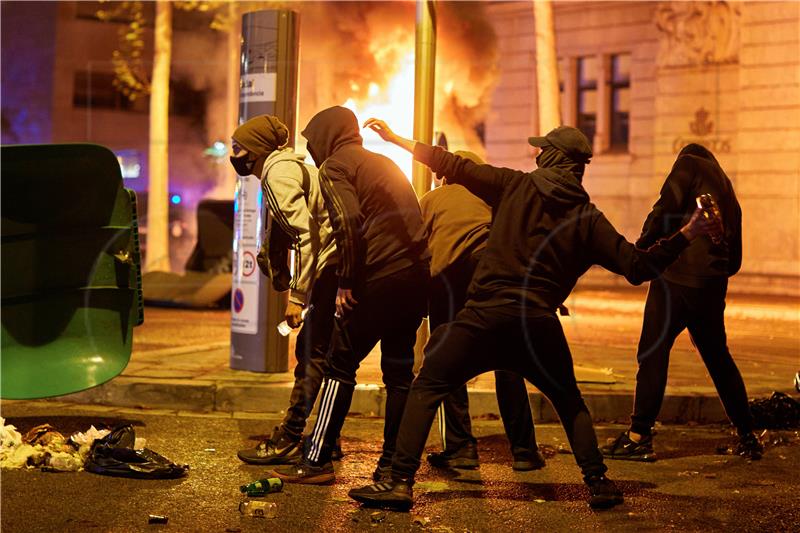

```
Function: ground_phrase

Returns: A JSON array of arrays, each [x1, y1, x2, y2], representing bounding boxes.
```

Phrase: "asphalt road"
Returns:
[[2, 402, 798, 533]]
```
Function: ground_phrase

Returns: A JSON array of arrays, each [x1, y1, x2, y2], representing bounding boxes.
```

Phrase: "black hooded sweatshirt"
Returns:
[[302, 107, 428, 289], [637, 144, 742, 287], [413, 143, 691, 313]]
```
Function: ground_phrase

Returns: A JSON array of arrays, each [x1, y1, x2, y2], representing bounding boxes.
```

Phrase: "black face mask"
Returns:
[[230, 154, 257, 176]]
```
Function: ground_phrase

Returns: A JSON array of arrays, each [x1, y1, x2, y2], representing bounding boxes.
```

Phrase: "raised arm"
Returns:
[[364, 118, 524, 205]]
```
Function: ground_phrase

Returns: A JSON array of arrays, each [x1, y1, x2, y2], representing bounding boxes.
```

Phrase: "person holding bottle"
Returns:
[[347, 119, 719, 510], [602, 143, 762, 462]]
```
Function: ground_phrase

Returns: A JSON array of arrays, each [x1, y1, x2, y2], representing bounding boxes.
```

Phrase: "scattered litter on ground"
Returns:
[[677, 470, 700, 477], [703, 473, 717, 479], [0, 418, 110, 472], [749, 392, 800, 429], [203, 448, 216, 453], [370, 511, 386, 523], [85, 425, 188, 479], [238, 500, 276, 518], [537, 444, 558, 458], [240, 478, 283, 496], [533, 499, 546, 503], [147, 515, 168, 525]]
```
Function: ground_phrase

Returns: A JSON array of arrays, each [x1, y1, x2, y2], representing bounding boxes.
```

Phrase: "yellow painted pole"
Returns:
[[413, 0, 436, 368], [145, 0, 173, 272], [533, 0, 561, 134], [412, 0, 436, 199]]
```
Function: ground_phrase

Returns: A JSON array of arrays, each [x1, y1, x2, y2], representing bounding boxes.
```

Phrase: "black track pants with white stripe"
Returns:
[[306, 263, 428, 466], [281, 266, 339, 439]]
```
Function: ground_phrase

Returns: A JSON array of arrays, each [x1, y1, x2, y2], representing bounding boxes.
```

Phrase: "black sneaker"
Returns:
[[426, 442, 479, 470], [601, 431, 656, 462], [373, 464, 392, 482], [586, 475, 624, 510], [348, 479, 414, 511], [237, 429, 302, 465], [269, 460, 335, 485], [512, 448, 546, 471], [734, 432, 763, 460]]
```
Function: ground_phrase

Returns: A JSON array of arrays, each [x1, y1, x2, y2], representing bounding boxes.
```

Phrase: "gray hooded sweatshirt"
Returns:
[[260, 148, 337, 305]]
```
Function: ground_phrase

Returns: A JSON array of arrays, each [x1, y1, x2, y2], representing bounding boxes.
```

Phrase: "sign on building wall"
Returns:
[[672, 107, 732, 154]]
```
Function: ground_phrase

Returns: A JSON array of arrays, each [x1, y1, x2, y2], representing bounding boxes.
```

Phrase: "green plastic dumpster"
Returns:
[[1, 144, 144, 399]]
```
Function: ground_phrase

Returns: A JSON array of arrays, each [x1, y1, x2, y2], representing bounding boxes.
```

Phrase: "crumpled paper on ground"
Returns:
[[1, 419, 111, 472]]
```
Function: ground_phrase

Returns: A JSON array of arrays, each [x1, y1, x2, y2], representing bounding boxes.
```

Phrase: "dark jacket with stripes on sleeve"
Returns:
[[301, 107, 428, 289]]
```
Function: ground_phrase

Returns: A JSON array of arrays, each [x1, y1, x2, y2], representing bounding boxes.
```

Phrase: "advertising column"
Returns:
[[230, 10, 299, 372]]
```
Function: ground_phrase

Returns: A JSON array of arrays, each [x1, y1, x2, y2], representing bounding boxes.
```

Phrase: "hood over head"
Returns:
[[301, 106, 363, 166], [232, 115, 290, 156], [678, 142, 720, 166]]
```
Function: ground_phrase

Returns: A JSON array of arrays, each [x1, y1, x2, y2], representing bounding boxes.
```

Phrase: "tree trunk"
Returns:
[[534, 0, 561, 134], [145, 0, 172, 272], [223, 1, 241, 196]]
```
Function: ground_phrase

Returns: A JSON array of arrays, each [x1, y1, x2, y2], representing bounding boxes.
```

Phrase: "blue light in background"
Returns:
[[171, 194, 182, 205]]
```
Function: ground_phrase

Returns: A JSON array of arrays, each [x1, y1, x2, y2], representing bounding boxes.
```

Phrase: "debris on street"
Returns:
[[85, 425, 189, 479], [749, 392, 800, 429], [0, 418, 110, 472]]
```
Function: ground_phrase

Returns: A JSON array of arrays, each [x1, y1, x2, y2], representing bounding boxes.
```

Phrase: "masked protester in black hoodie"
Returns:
[[270, 106, 429, 485], [348, 120, 718, 511], [602, 144, 763, 462]]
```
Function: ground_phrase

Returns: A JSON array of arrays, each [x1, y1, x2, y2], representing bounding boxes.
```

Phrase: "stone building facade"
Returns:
[[485, 1, 800, 295]]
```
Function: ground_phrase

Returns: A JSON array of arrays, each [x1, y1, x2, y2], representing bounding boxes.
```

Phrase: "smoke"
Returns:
[[287, 1, 498, 156]]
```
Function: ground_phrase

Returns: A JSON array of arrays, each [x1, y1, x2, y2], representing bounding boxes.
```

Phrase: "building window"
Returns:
[[576, 56, 597, 145], [609, 53, 630, 151], [73, 71, 140, 111]]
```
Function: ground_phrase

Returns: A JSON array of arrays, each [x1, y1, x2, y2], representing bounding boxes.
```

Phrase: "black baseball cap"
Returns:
[[528, 126, 593, 164]]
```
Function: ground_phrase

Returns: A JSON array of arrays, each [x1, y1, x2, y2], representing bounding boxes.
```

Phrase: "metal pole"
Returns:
[[533, 0, 561, 134], [412, 0, 436, 198], [412, 0, 436, 369], [230, 10, 298, 373]]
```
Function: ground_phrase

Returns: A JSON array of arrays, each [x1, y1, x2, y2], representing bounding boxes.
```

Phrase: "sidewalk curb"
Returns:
[[59, 378, 732, 424]]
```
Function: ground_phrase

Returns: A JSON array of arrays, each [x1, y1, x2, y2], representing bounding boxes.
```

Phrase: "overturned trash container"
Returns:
[[1, 143, 144, 399]]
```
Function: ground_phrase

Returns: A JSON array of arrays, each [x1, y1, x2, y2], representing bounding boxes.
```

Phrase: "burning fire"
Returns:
[[343, 52, 416, 180], [296, 2, 498, 186]]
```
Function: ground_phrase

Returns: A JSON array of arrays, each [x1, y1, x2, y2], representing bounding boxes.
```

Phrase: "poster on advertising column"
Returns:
[[231, 175, 263, 335]]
